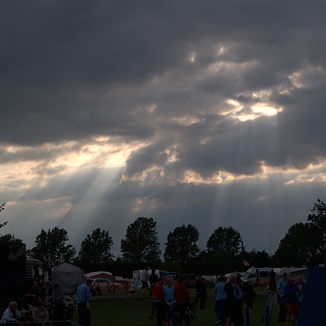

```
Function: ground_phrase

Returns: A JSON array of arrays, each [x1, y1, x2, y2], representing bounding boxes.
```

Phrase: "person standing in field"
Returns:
[[150, 269, 158, 295], [196, 276, 207, 310], [53, 284, 65, 322], [276, 273, 288, 322], [76, 279, 91, 326], [164, 278, 176, 326], [242, 280, 256, 312], [268, 269, 277, 291], [295, 275, 304, 316], [174, 277, 190, 326], [214, 275, 227, 326], [284, 276, 300, 326], [150, 268, 159, 319], [230, 275, 244, 326], [152, 277, 165, 326], [224, 276, 234, 322]]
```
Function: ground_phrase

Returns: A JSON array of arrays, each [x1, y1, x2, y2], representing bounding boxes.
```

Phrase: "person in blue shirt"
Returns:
[[76, 279, 91, 326], [230, 276, 244, 326], [214, 276, 227, 325], [164, 278, 176, 326], [276, 273, 288, 322], [284, 276, 300, 326]]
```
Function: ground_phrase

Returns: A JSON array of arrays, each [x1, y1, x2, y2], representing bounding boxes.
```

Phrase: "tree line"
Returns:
[[1, 199, 325, 277]]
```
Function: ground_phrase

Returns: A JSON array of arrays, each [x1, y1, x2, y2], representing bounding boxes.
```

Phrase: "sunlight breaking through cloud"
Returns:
[[177, 160, 326, 186], [220, 98, 283, 122], [0, 138, 147, 193]]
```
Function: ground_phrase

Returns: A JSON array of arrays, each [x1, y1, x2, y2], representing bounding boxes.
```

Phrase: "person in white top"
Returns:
[[0, 301, 22, 325]]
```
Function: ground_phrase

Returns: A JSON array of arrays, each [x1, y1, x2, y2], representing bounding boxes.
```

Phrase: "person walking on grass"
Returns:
[[284, 276, 300, 326], [268, 269, 277, 291], [196, 276, 207, 310], [174, 277, 190, 326], [150, 269, 159, 319], [276, 273, 288, 322], [152, 277, 165, 326], [295, 275, 304, 319], [230, 275, 244, 326], [214, 275, 227, 326], [76, 279, 91, 326], [164, 278, 176, 326], [224, 275, 234, 323]]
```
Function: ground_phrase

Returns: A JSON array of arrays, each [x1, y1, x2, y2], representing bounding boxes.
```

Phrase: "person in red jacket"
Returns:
[[152, 277, 165, 326], [174, 277, 190, 326]]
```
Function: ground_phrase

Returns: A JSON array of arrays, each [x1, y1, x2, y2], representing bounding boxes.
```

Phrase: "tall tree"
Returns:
[[78, 228, 113, 266], [273, 222, 318, 266], [121, 217, 160, 264], [31, 227, 76, 267], [308, 198, 326, 261], [275, 198, 326, 266], [0, 234, 25, 299], [244, 249, 271, 267], [0, 234, 24, 266], [207, 226, 242, 255], [164, 224, 200, 263]]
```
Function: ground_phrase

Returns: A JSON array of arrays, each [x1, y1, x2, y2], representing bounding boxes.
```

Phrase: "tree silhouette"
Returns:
[[275, 198, 326, 266], [207, 226, 242, 255], [30, 227, 76, 267], [164, 224, 199, 263], [78, 228, 113, 266], [121, 217, 160, 264]]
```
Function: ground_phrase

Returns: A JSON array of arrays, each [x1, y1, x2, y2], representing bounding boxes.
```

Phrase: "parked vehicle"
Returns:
[[132, 269, 172, 290], [244, 267, 273, 286], [90, 278, 123, 295], [182, 274, 197, 288]]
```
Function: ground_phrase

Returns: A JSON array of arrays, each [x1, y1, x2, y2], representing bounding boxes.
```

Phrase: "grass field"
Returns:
[[73, 293, 286, 326]]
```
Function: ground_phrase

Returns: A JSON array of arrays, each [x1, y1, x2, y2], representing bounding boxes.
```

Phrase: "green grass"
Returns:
[[73, 294, 286, 326]]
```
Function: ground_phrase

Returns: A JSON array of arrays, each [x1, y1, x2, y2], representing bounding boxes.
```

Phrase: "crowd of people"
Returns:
[[148, 270, 305, 326], [0, 280, 60, 325], [148, 272, 253, 326], [151, 275, 191, 326], [0, 279, 91, 326], [213, 273, 256, 326], [0, 270, 306, 326]]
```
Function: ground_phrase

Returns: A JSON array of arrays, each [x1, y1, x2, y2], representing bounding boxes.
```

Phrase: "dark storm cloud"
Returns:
[[1, 0, 326, 221]]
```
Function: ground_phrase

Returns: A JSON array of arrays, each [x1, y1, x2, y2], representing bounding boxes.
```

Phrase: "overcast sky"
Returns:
[[1, 1, 326, 257]]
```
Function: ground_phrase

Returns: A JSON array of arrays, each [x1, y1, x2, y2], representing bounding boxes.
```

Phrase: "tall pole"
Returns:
[[241, 240, 245, 272], [269, 228, 272, 257]]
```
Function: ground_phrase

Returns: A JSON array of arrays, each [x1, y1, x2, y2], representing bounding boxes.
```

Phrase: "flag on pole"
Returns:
[[243, 259, 250, 267]]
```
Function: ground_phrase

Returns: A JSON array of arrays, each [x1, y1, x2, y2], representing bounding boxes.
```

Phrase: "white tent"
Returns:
[[52, 263, 85, 294]]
